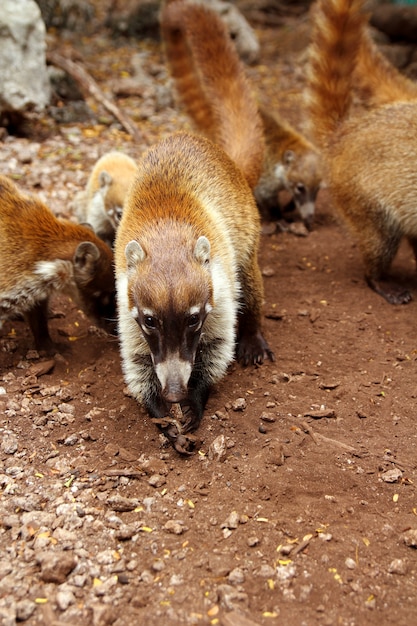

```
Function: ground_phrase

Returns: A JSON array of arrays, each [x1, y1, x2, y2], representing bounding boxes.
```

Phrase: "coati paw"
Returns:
[[237, 331, 275, 366], [366, 277, 412, 305]]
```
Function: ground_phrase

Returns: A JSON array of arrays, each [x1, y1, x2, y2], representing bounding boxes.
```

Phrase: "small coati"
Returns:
[[307, 0, 417, 304], [0, 175, 116, 351], [160, 0, 322, 227], [77, 151, 138, 247], [114, 131, 274, 454], [256, 107, 322, 227]]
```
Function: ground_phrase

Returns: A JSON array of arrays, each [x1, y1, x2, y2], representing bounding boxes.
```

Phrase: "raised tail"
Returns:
[[307, 0, 368, 148], [354, 28, 417, 106], [160, 0, 264, 189]]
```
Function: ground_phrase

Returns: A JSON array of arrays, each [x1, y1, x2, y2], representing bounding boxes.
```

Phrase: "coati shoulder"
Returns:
[[0, 175, 116, 351]]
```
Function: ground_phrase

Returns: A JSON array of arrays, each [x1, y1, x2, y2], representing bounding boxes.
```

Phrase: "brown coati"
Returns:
[[114, 131, 274, 454], [256, 107, 322, 228], [307, 0, 417, 304], [160, 0, 322, 227], [0, 175, 116, 352], [77, 151, 138, 247]]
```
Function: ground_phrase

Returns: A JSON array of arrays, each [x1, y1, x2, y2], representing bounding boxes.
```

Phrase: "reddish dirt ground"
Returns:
[[0, 3, 416, 626]]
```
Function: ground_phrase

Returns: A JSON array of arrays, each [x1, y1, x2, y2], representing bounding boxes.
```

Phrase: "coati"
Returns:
[[160, 0, 322, 227], [307, 0, 417, 304], [77, 151, 138, 247], [0, 175, 116, 351], [114, 132, 274, 454], [256, 107, 322, 227]]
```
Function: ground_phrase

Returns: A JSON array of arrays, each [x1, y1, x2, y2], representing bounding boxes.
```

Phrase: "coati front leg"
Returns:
[[237, 256, 275, 365], [25, 299, 55, 353]]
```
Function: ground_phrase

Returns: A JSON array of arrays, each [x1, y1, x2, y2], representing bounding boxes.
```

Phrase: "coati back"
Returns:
[[307, 0, 417, 304], [160, 0, 322, 226], [115, 132, 274, 454], [0, 175, 116, 351], [354, 28, 417, 107], [78, 151, 138, 246]]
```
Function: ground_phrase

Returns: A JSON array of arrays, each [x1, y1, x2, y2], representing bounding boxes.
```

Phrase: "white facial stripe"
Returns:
[[298, 200, 315, 220], [155, 355, 192, 392], [189, 305, 201, 316], [130, 306, 139, 319]]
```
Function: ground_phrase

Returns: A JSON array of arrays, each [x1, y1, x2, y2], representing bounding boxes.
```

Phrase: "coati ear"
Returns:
[[283, 150, 295, 165], [80, 222, 95, 232], [194, 236, 210, 265], [99, 170, 113, 189], [73, 241, 100, 280], [125, 240, 146, 271]]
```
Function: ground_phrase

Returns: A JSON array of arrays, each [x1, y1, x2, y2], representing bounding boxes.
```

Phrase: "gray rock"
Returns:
[[0, 0, 50, 115]]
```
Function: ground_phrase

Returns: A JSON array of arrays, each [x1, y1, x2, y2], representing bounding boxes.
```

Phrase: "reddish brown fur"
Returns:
[[307, 0, 417, 304], [161, 0, 322, 223], [354, 28, 417, 107], [0, 175, 115, 348], [160, 0, 264, 189]]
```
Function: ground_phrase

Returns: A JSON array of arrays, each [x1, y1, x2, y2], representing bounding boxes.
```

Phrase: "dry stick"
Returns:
[[46, 50, 146, 144]]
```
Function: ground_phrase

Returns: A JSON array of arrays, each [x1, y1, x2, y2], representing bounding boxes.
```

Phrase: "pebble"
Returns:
[[345, 557, 356, 570], [164, 520, 187, 535], [403, 529, 417, 548], [37, 550, 77, 583], [231, 397, 247, 411], [228, 567, 246, 584], [148, 473, 166, 488], [388, 558, 408, 575]]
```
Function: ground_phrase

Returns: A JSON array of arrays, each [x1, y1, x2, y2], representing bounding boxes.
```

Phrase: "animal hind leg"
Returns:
[[361, 227, 410, 304]]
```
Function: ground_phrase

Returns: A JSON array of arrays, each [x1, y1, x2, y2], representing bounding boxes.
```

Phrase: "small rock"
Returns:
[[37, 551, 77, 583], [56, 589, 76, 611], [208, 434, 227, 462], [1, 433, 18, 455], [388, 558, 408, 575], [403, 529, 417, 548], [164, 520, 187, 535], [231, 397, 247, 411], [247, 536, 260, 547], [148, 474, 166, 488], [345, 557, 356, 570], [381, 468, 402, 483], [222, 511, 240, 530], [106, 495, 139, 512], [228, 568, 245, 584], [15, 599, 36, 621]]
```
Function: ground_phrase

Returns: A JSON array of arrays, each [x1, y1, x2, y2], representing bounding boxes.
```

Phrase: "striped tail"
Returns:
[[160, 0, 264, 189]]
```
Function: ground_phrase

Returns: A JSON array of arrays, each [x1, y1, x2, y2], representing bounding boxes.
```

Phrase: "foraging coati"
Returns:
[[160, 0, 322, 227], [114, 132, 274, 454], [0, 175, 116, 351], [307, 0, 417, 304], [77, 151, 138, 247], [256, 107, 322, 228]]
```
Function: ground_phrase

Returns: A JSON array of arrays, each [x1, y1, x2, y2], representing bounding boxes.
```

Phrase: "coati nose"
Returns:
[[163, 383, 188, 404]]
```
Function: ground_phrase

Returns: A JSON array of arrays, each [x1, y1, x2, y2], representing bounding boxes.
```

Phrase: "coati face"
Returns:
[[72, 241, 117, 332], [280, 150, 322, 229], [99, 171, 124, 230], [125, 235, 213, 403]]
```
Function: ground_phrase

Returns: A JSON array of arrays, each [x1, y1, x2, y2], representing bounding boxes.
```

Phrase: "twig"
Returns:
[[46, 50, 146, 143]]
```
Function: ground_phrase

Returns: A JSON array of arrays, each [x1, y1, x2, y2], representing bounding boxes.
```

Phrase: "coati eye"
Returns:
[[144, 315, 157, 330], [187, 313, 200, 329], [294, 183, 306, 196]]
